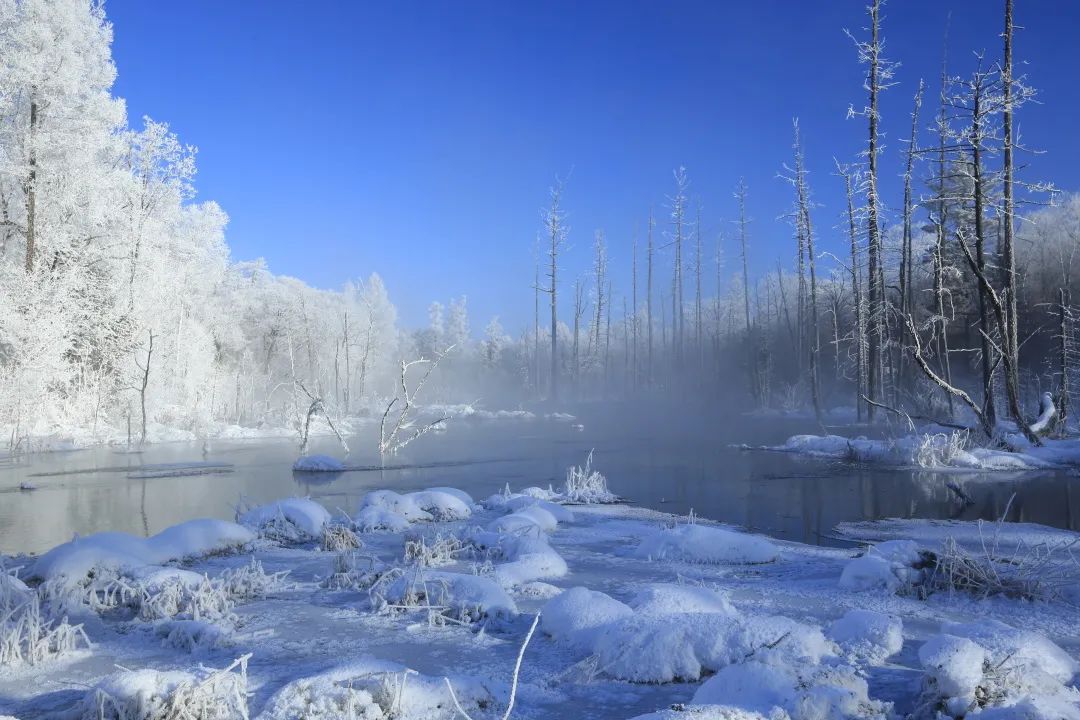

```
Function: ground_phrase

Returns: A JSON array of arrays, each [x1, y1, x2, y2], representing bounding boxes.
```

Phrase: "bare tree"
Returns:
[[132, 329, 155, 445], [537, 179, 568, 402], [646, 211, 655, 386], [736, 178, 752, 332], [669, 168, 689, 370], [379, 346, 456, 455], [838, 162, 867, 421], [790, 120, 822, 420], [847, 0, 894, 420]]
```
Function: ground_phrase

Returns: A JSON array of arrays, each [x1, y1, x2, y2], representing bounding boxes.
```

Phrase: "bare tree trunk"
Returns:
[[632, 232, 638, 391], [1001, 0, 1024, 433], [534, 263, 540, 397], [134, 330, 155, 445], [737, 179, 751, 332], [647, 212, 655, 387], [545, 182, 565, 402], [573, 278, 583, 398], [841, 166, 867, 422], [899, 81, 925, 400], [864, 0, 884, 421], [969, 81, 998, 429], [342, 310, 351, 414], [695, 203, 704, 372], [793, 121, 822, 421], [24, 98, 37, 273], [933, 37, 956, 417]]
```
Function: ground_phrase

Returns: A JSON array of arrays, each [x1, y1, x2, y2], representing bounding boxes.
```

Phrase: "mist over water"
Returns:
[[4, 402, 1078, 556]]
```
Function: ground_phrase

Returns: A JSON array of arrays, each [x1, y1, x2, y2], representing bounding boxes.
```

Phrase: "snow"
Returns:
[[260, 657, 492, 720], [630, 583, 737, 617], [4, 479, 1080, 720], [540, 587, 634, 651], [291, 454, 346, 472], [239, 497, 331, 540], [827, 609, 903, 664], [632, 523, 779, 564], [918, 634, 988, 710], [27, 519, 254, 582], [838, 540, 928, 593], [355, 488, 472, 531]]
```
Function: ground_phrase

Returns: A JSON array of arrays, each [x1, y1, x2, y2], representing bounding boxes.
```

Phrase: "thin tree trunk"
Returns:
[[865, 0, 884, 420], [24, 98, 37, 273]]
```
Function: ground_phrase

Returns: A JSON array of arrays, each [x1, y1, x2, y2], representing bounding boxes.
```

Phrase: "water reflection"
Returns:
[[1, 411, 1078, 555]]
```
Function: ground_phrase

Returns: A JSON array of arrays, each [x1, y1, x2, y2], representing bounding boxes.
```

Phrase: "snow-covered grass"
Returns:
[[238, 497, 331, 543], [561, 450, 619, 503], [632, 523, 779, 565]]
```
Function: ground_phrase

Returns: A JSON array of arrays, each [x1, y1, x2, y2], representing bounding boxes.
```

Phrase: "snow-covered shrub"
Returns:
[[137, 575, 235, 623], [154, 619, 230, 653], [217, 558, 290, 601], [913, 620, 1080, 718], [839, 540, 934, 594], [320, 524, 362, 552], [404, 531, 465, 568], [0, 594, 90, 666], [922, 532, 1080, 602], [260, 658, 492, 720], [320, 552, 390, 592], [377, 568, 517, 625], [826, 609, 903, 664], [915, 431, 971, 468], [238, 497, 330, 543], [77, 654, 250, 720], [633, 524, 779, 565], [562, 450, 618, 504], [354, 488, 472, 532]]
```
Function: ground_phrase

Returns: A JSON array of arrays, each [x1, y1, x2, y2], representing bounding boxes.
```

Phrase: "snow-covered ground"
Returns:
[[1, 471, 1078, 719]]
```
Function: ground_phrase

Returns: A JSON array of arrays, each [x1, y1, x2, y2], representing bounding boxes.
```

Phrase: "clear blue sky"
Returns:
[[107, 0, 1080, 332]]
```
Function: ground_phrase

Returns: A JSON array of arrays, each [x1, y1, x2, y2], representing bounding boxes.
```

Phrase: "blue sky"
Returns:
[[107, 0, 1080, 332]]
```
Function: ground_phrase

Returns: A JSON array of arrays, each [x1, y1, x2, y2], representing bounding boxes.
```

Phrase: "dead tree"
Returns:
[[736, 179, 752, 333], [296, 381, 349, 457], [646, 211, 655, 387], [694, 203, 704, 372], [669, 168, 689, 370], [24, 96, 37, 273], [573, 278, 585, 397], [838, 162, 867, 422], [538, 179, 568, 402], [897, 80, 925, 400], [847, 0, 894, 420], [132, 330, 155, 445], [790, 120, 822, 420], [379, 346, 455, 455], [931, 30, 956, 417]]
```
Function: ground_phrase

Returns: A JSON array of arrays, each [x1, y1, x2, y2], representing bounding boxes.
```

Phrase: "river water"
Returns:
[[2, 406, 1079, 555]]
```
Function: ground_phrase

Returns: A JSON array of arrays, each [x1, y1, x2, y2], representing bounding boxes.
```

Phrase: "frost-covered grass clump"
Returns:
[[374, 567, 518, 625], [77, 653, 250, 720], [561, 450, 619, 503], [0, 591, 89, 667], [260, 657, 493, 720], [914, 620, 1080, 718]]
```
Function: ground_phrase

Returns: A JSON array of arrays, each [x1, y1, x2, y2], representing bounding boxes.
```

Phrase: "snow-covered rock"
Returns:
[[629, 583, 737, 617], [839, 539, 928, 593]]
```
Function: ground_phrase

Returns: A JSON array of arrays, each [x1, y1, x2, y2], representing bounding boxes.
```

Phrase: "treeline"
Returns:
[[522, 0, 1079, 440]]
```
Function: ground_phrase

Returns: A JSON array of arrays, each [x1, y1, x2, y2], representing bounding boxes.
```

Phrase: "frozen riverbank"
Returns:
[[1, 463, 1078, 719]]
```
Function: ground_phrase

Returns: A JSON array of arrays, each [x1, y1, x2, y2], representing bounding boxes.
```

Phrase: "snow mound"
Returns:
[[490, 505, 559, 534], [28, 520, 254, 582], [632, 524, 779, 565], [629, 583, 737, 617], [839, 540, 929, 593], [292, 454, 345, 472], [239, 497, 331, 541], [592, 612, 833, 683], [827, 609, 903, 664], [541, 587, 634, 651], [501, 495, 575, 523], [355, 489, 472, 532], [692, 660, 889, 719], [381, 570, 517, 622], [260, 656, 492, 720]]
